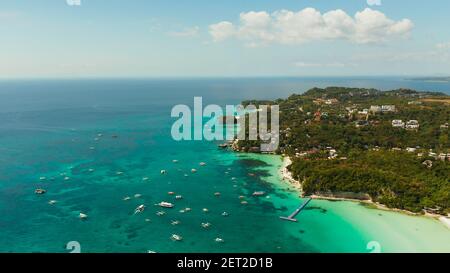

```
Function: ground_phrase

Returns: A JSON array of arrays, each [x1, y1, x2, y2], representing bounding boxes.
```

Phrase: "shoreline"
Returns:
[[278, 155, 450, 229]]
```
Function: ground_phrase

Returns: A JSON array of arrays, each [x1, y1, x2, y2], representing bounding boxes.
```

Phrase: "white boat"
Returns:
[[158, 202, 174, 208], [191, 169, 197, 173], [171, 220, 180, 225], [221, 212, 229, 217], [156, 211, 165, 216], [48, 200, 57, 205], [201, 222, 211, 228], [202, 208, 209, 212], [123, 196, 131, 201], [252, 191, 266, 196], [134, 194, 142, 198], [171, 234, 183, 241], [64, 177, 70, 181], [199, 162, 206, 166], [185, 207, 191, 212], [34, 188, 46, 195], [135, 204, 145, 214], [116, 171, 123, 175], [39, 177, 46, 180], [160, 170, 167, 174], [172, 160, 178, 163], [142, 177, 149, 181], [88, 168, 95, 172], [215, 238, 224, 243], [214, 192, 221, 197], [241, 201, 248, 205], [175, 195, 183, 200], [79, 213, 88, 220]]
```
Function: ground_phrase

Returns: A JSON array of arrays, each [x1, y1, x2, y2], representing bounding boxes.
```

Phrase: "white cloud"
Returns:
[[209, 8, 413, 46], [209, 21, 236, 42], [367, 0, 382, 6], [168, 26, 200, 37]]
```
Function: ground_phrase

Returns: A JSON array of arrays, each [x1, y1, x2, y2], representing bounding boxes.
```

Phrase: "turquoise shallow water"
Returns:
[[0, 78, 449, 253]]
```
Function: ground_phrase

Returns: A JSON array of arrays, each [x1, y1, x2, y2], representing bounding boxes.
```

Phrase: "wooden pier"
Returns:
[[280, 198, 312, 222]]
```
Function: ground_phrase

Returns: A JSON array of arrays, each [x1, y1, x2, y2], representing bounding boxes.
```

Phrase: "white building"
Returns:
[[392, 120, 405, 128], [406, 120, 420, 130], [382, 105, 396, 112]]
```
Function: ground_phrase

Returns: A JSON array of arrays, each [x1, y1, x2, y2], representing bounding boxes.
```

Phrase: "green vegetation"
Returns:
[[237, 87, 450, 215]]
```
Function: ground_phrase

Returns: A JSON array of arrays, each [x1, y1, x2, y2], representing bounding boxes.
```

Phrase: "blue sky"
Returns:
[[1, 0, 450, 78]]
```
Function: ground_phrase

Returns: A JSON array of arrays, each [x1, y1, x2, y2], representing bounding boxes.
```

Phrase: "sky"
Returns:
[[1, 0, 450, 78]]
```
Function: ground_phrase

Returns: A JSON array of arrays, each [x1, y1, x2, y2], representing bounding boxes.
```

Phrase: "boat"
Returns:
[[241, 201, 248, 205], [215, 238, 224, 243], [184, 207, 191, 212], [135, 204, 145, 214], [142, 177, 149, 181], [168, 192, 175, 195], [147, 250, 157, 253], [156, 211, 165, 216], [160, 170, 167, 174], [252, 191, 266, 197], [218, 143, 228, 149], [79, 213, 88, 220], [202, 208, 209, 212], [134, 194, 142, 198], [201, 222, 211, 228], [170, 234, 183, 241], [116, 171, 123, 175], [175, 195, 183, 200], [172, 160, 178, 163], [191, 169, 197, 173], [39, 177, 46, 180], [123, 196, 131, 201], [171, 220, 180, 225], [145, 218, 151, 222], [158, 202, 174, 208], [35, 189, 46, 195], [48, 200, 57, 205], [64, 177, 70, 181], [221, 212, 229, 217], [199, 162, 206, 166], [179, 209, 185, 213], [88, 168, 95, 172], [214, 192, 221, 197]]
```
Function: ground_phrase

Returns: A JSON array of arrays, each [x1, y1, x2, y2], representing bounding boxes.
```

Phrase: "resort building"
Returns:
[[405, 120, 420, 130], [392, 120, 405, 128], [369, 105, 382, 114], [381, 105, 396, 112]]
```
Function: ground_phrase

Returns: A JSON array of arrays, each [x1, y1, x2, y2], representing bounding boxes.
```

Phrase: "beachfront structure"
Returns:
[[381, 105, 396, 112], [392, 120, 405, 128], [369, 105, 382, 114], [406, 120, 420, 130]]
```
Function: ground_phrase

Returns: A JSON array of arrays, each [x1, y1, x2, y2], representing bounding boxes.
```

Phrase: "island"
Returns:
[[233, 87, 450, 217]]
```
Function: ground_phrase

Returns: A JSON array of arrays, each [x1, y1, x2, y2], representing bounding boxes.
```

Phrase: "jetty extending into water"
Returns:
[[280, 198, 312, 222]]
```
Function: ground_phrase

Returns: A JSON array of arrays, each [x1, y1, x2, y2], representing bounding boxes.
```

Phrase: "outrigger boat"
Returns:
[[35, 188, 46, 195], [171, 234, 183, 241], [158, 201, 174, 208], [252, 191, 266, 197], [135, 204, 145, 214], [79, 213, 88, 220], [201, 222, 211, 228]]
